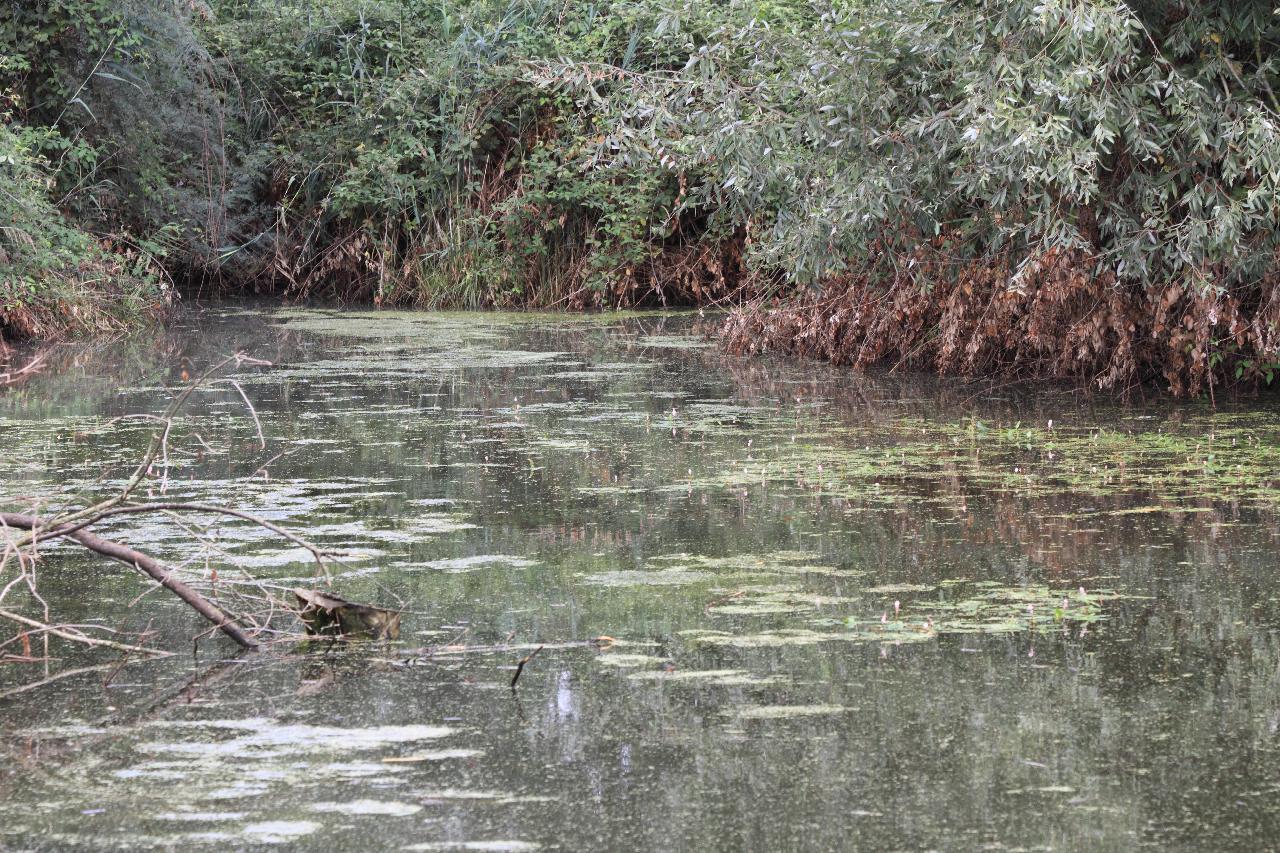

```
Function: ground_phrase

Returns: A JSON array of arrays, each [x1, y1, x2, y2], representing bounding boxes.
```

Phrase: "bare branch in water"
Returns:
[[0, 606, 172, 657], [0, 351, 291, 661], [0, 352, 47, 387], [226, 379, 266, 450], [34, 501, 347, 579], [509, 645, 544, 690], [0, 513, 258, 649]]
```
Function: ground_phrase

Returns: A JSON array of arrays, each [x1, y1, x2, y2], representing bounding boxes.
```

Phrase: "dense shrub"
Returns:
[[209, 0, 1280, 392], [0, 120, 168, 339], [0, 0, 180, 341], [206, 0, 757, 307], [710, 1, 1280, 395], [3, 0, 1279, 394], [0, 0, 254, 338]]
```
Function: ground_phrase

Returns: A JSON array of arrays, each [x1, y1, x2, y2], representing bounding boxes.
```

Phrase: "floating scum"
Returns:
[[263, 309, 1196, 662], [576, 548, 1127, 655], [4, 307, 1279, 849], [0, 308, 1240, 664]]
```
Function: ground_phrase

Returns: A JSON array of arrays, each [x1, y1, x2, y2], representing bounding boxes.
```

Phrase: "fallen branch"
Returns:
[[0, 513, 258, 649], [39, 501, 348, 579], [0, 607, 172, 657]]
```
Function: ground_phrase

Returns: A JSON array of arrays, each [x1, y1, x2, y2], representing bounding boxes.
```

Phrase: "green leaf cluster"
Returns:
[[209, 0, 1279, 309]]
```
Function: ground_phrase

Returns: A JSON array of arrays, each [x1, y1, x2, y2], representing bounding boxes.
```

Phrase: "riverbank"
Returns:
[[0, 126, 170, 344], [3, 1, 1277, 394]]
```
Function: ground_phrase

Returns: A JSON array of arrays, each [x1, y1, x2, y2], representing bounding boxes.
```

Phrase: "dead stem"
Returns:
[[509, 645, 544, 690], [0, 607, 172, 657]]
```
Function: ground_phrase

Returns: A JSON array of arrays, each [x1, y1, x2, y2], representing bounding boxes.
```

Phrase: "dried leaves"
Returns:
[[722, 242, 1280, 397]]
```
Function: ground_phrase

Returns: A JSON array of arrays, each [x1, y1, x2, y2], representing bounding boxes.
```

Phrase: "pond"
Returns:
[[2, 305, 1280, 850]]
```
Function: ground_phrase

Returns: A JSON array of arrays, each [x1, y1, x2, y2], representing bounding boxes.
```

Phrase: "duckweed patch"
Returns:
[[402, 842, 542, 852], [309, 800, 422, 817], [401, 555, 537, 573], [594, 653, 669, 668], [734, 705, 851, 719], [581, 568, 714, 587], [240, 821, 321, 842], [916, 585, 1122, 635], [865, 583, 936, 594], [381, 749, 485, 763], [633, 335, 713, 350], [580, 551, 841, 588], [413, 790, 555, 804], [626, 669, 787, 686], [679, 583, 1124, 649], [683, 628, 851, 648]]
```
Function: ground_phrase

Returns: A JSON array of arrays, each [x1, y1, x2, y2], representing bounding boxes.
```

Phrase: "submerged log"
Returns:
[[292, 588, 401, 640]]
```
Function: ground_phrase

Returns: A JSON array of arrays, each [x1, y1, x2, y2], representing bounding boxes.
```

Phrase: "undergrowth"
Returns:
[[0, 121, 168, 341], [0, 0, 243, 341], [2, 0, 1279, 396], [206, 0, 1280, 394], [206, 0, 758, 308]]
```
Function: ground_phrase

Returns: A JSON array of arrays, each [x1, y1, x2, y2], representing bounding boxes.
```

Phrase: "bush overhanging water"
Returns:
[[2, 1, 1278, 394]]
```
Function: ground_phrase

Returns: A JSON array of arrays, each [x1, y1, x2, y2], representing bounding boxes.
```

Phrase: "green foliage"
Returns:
[[0, 121, 168, 338], [211, 0, 1277, 311], [207, 0, 759, 305], [2, 0, 1279, 392], [0, 2, 185, 337], [0, 0, 266, 297], [0, 0, 145, 120], [543, 0, 1280, 290]]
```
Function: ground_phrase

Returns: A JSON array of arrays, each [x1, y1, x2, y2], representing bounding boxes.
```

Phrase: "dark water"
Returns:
[[2, 305, 1280, 851]]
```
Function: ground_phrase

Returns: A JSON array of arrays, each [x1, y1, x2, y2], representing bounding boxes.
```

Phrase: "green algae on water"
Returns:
[[734, 705, 851, 719]]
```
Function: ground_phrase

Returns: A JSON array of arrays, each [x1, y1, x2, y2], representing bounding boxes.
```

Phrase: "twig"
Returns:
[[704, 590, 746, 613], [0, 608, 171, 658], [253, 448, 293, 477], [0, 662, 122, 700], [0, 352, 313, 659], [7, 354, 242, 550], [509, 645, 543, 690], [0, 620, 148, 654], [226, 379, 266, 450]]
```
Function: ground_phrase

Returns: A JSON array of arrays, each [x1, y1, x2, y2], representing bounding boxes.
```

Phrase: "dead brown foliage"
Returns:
[[255, 210, 757, 312], [722, 242, 1280, 397], [563, 229, 755, 310]]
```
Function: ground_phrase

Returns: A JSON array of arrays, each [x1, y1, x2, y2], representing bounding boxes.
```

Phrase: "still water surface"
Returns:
[[2, 306, 1280, 850]]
